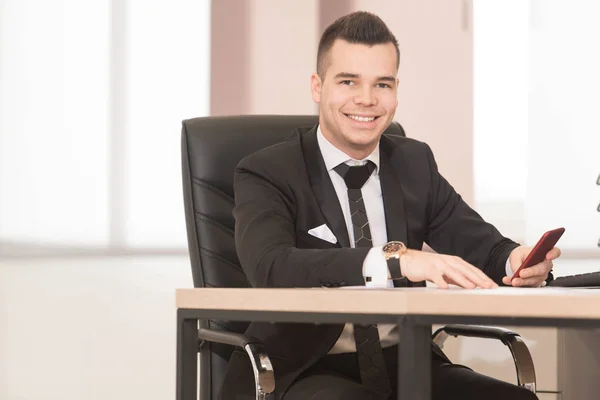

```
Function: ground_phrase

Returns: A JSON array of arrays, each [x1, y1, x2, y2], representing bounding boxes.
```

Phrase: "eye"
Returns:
[[340, 80, 355, 86], [376, 83, 392, 89]]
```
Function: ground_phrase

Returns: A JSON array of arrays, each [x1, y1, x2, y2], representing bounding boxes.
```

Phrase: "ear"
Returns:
[[310, 73, 322, 103], [395, 78, 400, 107]]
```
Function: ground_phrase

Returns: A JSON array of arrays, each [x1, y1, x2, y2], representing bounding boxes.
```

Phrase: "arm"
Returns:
[[423, 144, 519, 284], [233, 159, 370, 288]]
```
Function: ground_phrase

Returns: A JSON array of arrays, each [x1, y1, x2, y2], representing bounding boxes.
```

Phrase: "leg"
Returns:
[[383, 344, 536, 400], [284, 350, 387, 400], [284, 372, 382, 400], [431, 356, 538, 400]]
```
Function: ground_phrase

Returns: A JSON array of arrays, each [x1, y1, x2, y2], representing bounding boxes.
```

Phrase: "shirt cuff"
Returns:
[[505, 257, 513, 277], [362, 246, 389, 288]]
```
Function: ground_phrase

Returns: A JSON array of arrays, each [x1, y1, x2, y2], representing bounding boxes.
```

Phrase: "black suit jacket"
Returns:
[[220, 126, 519, 399]]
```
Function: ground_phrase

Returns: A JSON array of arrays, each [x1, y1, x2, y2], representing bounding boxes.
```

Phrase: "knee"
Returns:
[[335, 387, 381, 400], [512, 387, 538, 400], [483, 384, 538, 400]]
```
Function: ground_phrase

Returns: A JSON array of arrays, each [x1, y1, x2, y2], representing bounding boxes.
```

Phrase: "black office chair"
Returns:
[[181, 115, 537, 399]]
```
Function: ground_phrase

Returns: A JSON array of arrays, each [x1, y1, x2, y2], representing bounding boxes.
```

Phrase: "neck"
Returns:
[[343, 144, 376, 161]]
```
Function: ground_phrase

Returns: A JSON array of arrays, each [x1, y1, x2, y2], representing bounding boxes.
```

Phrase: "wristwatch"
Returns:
[[382, 241, 407, 280]]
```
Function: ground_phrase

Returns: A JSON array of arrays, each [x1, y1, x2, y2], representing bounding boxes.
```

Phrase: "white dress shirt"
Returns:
[[317, 126, 399, 353], [317, 126, 514, 354]]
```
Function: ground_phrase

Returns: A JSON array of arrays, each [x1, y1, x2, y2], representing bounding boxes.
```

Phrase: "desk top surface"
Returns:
[[176, 287, 600, 320]]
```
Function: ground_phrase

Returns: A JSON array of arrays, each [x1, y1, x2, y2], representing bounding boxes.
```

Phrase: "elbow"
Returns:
[[243, 246, 300, 288], [244, 246, 313, 288]]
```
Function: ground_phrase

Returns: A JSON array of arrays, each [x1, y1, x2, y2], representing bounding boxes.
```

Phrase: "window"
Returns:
[[0, 0, 210, 254]]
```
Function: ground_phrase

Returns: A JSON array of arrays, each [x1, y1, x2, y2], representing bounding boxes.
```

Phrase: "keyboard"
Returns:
[[547, 271, 600, 287]]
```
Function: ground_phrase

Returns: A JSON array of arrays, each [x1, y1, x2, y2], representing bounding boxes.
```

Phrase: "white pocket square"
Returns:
[[307, 224, 338, 244]]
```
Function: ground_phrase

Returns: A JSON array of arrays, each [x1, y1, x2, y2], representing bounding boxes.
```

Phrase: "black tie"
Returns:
[[334, 161, 392, 397]]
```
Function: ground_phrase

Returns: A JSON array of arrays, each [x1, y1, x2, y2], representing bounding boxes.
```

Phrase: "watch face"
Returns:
[[383, 241, 404, 253]]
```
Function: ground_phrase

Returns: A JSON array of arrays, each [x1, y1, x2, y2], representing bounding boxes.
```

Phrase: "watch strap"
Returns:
[[386, 257, 404, 280]]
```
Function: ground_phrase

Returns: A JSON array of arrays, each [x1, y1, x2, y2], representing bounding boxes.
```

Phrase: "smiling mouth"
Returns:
[[344, 113, 380, 122]]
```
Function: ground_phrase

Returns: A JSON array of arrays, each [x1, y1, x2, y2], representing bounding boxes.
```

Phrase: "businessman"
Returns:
[[220, 11, 559, 400]]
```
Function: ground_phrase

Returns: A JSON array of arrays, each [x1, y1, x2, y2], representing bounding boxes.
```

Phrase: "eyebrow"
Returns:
[[333, 72, 396, 82]]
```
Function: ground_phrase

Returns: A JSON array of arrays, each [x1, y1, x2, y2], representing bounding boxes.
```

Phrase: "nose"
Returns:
[[353, 86, 376, 107]]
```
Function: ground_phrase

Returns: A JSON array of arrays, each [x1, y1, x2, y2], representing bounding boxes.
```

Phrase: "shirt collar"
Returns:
[[316, 125, 380, 174]]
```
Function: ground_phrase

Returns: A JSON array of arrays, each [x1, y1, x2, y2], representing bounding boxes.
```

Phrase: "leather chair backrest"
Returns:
[[181, 115, 406, 399]]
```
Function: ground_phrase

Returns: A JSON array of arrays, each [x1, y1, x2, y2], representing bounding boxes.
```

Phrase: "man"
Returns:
[[220, 11, 559, 400]]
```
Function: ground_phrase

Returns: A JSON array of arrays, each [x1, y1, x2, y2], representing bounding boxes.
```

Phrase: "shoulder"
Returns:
[[382, 133, 434, 160], [236, 128, 307, 180]]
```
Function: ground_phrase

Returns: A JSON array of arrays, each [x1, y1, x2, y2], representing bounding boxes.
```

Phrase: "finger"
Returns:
[[511, 274, 547, 287], [445, 275, 481, 290], [546, 247, 561, 261], [450, 258, 497, 288], [430, 271, 449, 289], [512, 276, 545, 287], [459, 259, 497, 287], [442, 273, 475, 289], [506, 275, 541, 287], [502, 276, 514, 286], [440, 263, 477, 289], [519, 261, 552, 279], [510, 276, 527, 286]]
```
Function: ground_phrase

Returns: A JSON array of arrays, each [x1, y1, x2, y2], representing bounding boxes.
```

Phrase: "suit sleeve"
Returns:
[[233, 159, 370, 288], [423, 144, 519, 284]]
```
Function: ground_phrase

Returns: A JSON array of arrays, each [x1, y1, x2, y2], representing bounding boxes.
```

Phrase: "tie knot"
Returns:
[[334, 161, 375, 189]]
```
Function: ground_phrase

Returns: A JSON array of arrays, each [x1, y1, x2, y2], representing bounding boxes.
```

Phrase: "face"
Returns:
[[311, 39, 399, 159]]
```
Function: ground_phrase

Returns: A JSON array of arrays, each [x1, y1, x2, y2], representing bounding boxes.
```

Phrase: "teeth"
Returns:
[[348, 115, 375, 122]]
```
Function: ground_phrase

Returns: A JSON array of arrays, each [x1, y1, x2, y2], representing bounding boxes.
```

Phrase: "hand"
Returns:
[[400, 250, 498, 289], [502, 246, 562, 287]]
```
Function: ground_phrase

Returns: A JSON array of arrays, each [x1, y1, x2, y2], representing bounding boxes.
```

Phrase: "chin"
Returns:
[[346, 134, 380, 149]]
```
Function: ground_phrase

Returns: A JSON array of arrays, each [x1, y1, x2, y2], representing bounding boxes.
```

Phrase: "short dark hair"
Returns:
[[317, 11, 400, 78]]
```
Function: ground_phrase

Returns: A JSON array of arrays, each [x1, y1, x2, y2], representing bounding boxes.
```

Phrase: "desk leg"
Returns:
[[398, 317, 431, 400], [176, 310, 198, 400]]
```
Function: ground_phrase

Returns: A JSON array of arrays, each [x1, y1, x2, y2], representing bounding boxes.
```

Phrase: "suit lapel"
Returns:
[[300, 126, 350, 248], [379, 135, 409, 246]]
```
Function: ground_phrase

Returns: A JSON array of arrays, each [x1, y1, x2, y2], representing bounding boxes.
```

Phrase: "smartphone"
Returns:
[[511, 227, 565, 281]]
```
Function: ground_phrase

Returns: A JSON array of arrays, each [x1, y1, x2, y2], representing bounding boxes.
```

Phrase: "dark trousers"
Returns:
[[283, 345, 538, 400]]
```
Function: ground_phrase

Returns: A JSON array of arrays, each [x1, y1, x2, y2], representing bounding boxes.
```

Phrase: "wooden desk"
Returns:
[[176, 287, 600, 400]]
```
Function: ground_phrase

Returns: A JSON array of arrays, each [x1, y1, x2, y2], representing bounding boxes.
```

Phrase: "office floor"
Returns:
[[0, 255, 597, 400]]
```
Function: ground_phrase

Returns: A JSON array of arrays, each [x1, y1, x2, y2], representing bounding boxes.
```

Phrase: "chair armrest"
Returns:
[[198, 326, 261, 348], [198, 327, 275, 398], [432, 325, 536, 393], [432, 325, 518, 346]]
